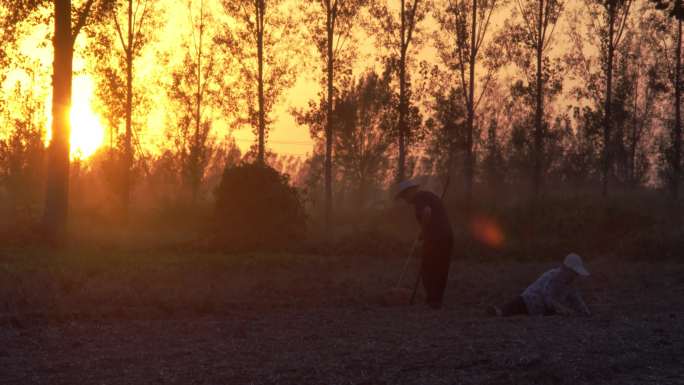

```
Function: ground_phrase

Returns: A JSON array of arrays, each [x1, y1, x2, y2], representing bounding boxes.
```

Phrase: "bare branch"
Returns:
[[473, 72, 493, 110], [114, 11, 129, 53], [72, 0, 97, 43], [475, 0, 496, 54], [134, 0, 151, 45], [516, 0, 536, 38], [613, 0, 633, 48], [404, 0, 421, 53]]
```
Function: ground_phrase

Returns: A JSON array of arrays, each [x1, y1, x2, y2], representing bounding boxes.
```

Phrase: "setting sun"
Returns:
[[45, 76, 106, 160], [69, 95, 106, 159]]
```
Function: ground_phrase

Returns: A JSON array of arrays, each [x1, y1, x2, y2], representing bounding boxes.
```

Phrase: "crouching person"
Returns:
[[489, 253, 592, 317]]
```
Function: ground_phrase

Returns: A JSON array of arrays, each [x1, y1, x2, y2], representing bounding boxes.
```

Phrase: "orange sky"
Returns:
[[1, 0, 608, 160]]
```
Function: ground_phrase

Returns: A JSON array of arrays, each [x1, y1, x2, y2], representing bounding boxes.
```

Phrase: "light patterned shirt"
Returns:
[[521, 268, 590, 316]]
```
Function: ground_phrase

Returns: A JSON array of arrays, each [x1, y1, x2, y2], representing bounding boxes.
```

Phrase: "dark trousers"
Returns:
[[501, 296, 529, 316], [421, 237, 453, 307]]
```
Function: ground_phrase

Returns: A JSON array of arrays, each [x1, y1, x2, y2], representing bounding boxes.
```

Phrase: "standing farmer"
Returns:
[[396, 180, 454, 309]]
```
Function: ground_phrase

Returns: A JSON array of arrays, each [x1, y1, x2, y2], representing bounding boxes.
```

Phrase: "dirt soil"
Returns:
[[1, 255, 684, 384]]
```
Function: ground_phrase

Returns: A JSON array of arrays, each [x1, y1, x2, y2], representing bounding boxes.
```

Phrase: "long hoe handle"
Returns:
[[409, 265, 421, 305], [396, 236, 419, 289]]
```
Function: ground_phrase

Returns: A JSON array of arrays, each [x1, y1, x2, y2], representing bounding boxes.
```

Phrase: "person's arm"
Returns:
[[419, 206, 431, 237], [547, 297, 576, 316], [567, 289, 591, 316], [544, 279, 579, 316]]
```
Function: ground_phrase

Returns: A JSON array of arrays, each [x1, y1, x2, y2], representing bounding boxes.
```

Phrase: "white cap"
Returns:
[[563, 253, 590, 277], [394, 180, 420, 199]]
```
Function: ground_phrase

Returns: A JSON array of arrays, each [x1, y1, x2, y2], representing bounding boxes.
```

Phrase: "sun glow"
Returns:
[[46, 76, 106, 160], [69, 95, 106, 159]]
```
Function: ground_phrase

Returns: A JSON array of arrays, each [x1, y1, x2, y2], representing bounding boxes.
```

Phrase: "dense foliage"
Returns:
[[212, 162, 306, 251]]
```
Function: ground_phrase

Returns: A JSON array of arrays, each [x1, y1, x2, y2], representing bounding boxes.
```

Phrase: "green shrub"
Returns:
[[212, 163, 306, 251]]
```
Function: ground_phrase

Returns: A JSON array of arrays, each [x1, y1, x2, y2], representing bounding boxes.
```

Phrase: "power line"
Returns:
[[232, 138, 313, 146], [134, 132, 315, 148]]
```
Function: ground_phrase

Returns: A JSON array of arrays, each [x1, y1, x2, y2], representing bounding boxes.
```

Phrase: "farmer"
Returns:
[[395, 180, 454, 309], [488, 253, 592, 317]]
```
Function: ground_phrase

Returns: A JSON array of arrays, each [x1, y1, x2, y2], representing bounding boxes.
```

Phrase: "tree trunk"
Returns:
[[43, 0, 73, 245], [674, 17, 682, 199], [629, 67, 639, 186], [396, 0, 406, 183], [257, 0, 266, 164], [123, 0, 133, 220], [533, 0, 544, 199], [397, 57, 407, 183], [465, 0, 476, 208], [602, 3, 615, 197], [325, 0, 334, 233], [193, 0, 204, 202]]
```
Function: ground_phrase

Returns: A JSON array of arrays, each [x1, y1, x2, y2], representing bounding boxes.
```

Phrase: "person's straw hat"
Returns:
[[563, 253, 590, 277], [394, 180, 420, 199]]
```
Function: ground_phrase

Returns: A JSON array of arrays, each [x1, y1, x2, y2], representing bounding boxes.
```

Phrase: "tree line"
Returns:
[[0, 0, 683, 244]]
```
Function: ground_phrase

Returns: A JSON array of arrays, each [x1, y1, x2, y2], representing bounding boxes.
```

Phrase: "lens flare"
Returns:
[[470, 215, 505, 249]]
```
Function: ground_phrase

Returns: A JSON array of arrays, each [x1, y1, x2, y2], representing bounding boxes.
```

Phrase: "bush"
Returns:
[[212, 162, 306, 251]]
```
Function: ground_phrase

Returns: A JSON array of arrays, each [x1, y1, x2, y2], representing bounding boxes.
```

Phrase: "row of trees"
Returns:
[[296, 0, 684, 212], [1, 0, 683, 243]]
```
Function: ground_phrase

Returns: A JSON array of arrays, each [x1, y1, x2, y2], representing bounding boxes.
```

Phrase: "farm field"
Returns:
[[1, 251, 683, 384]]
